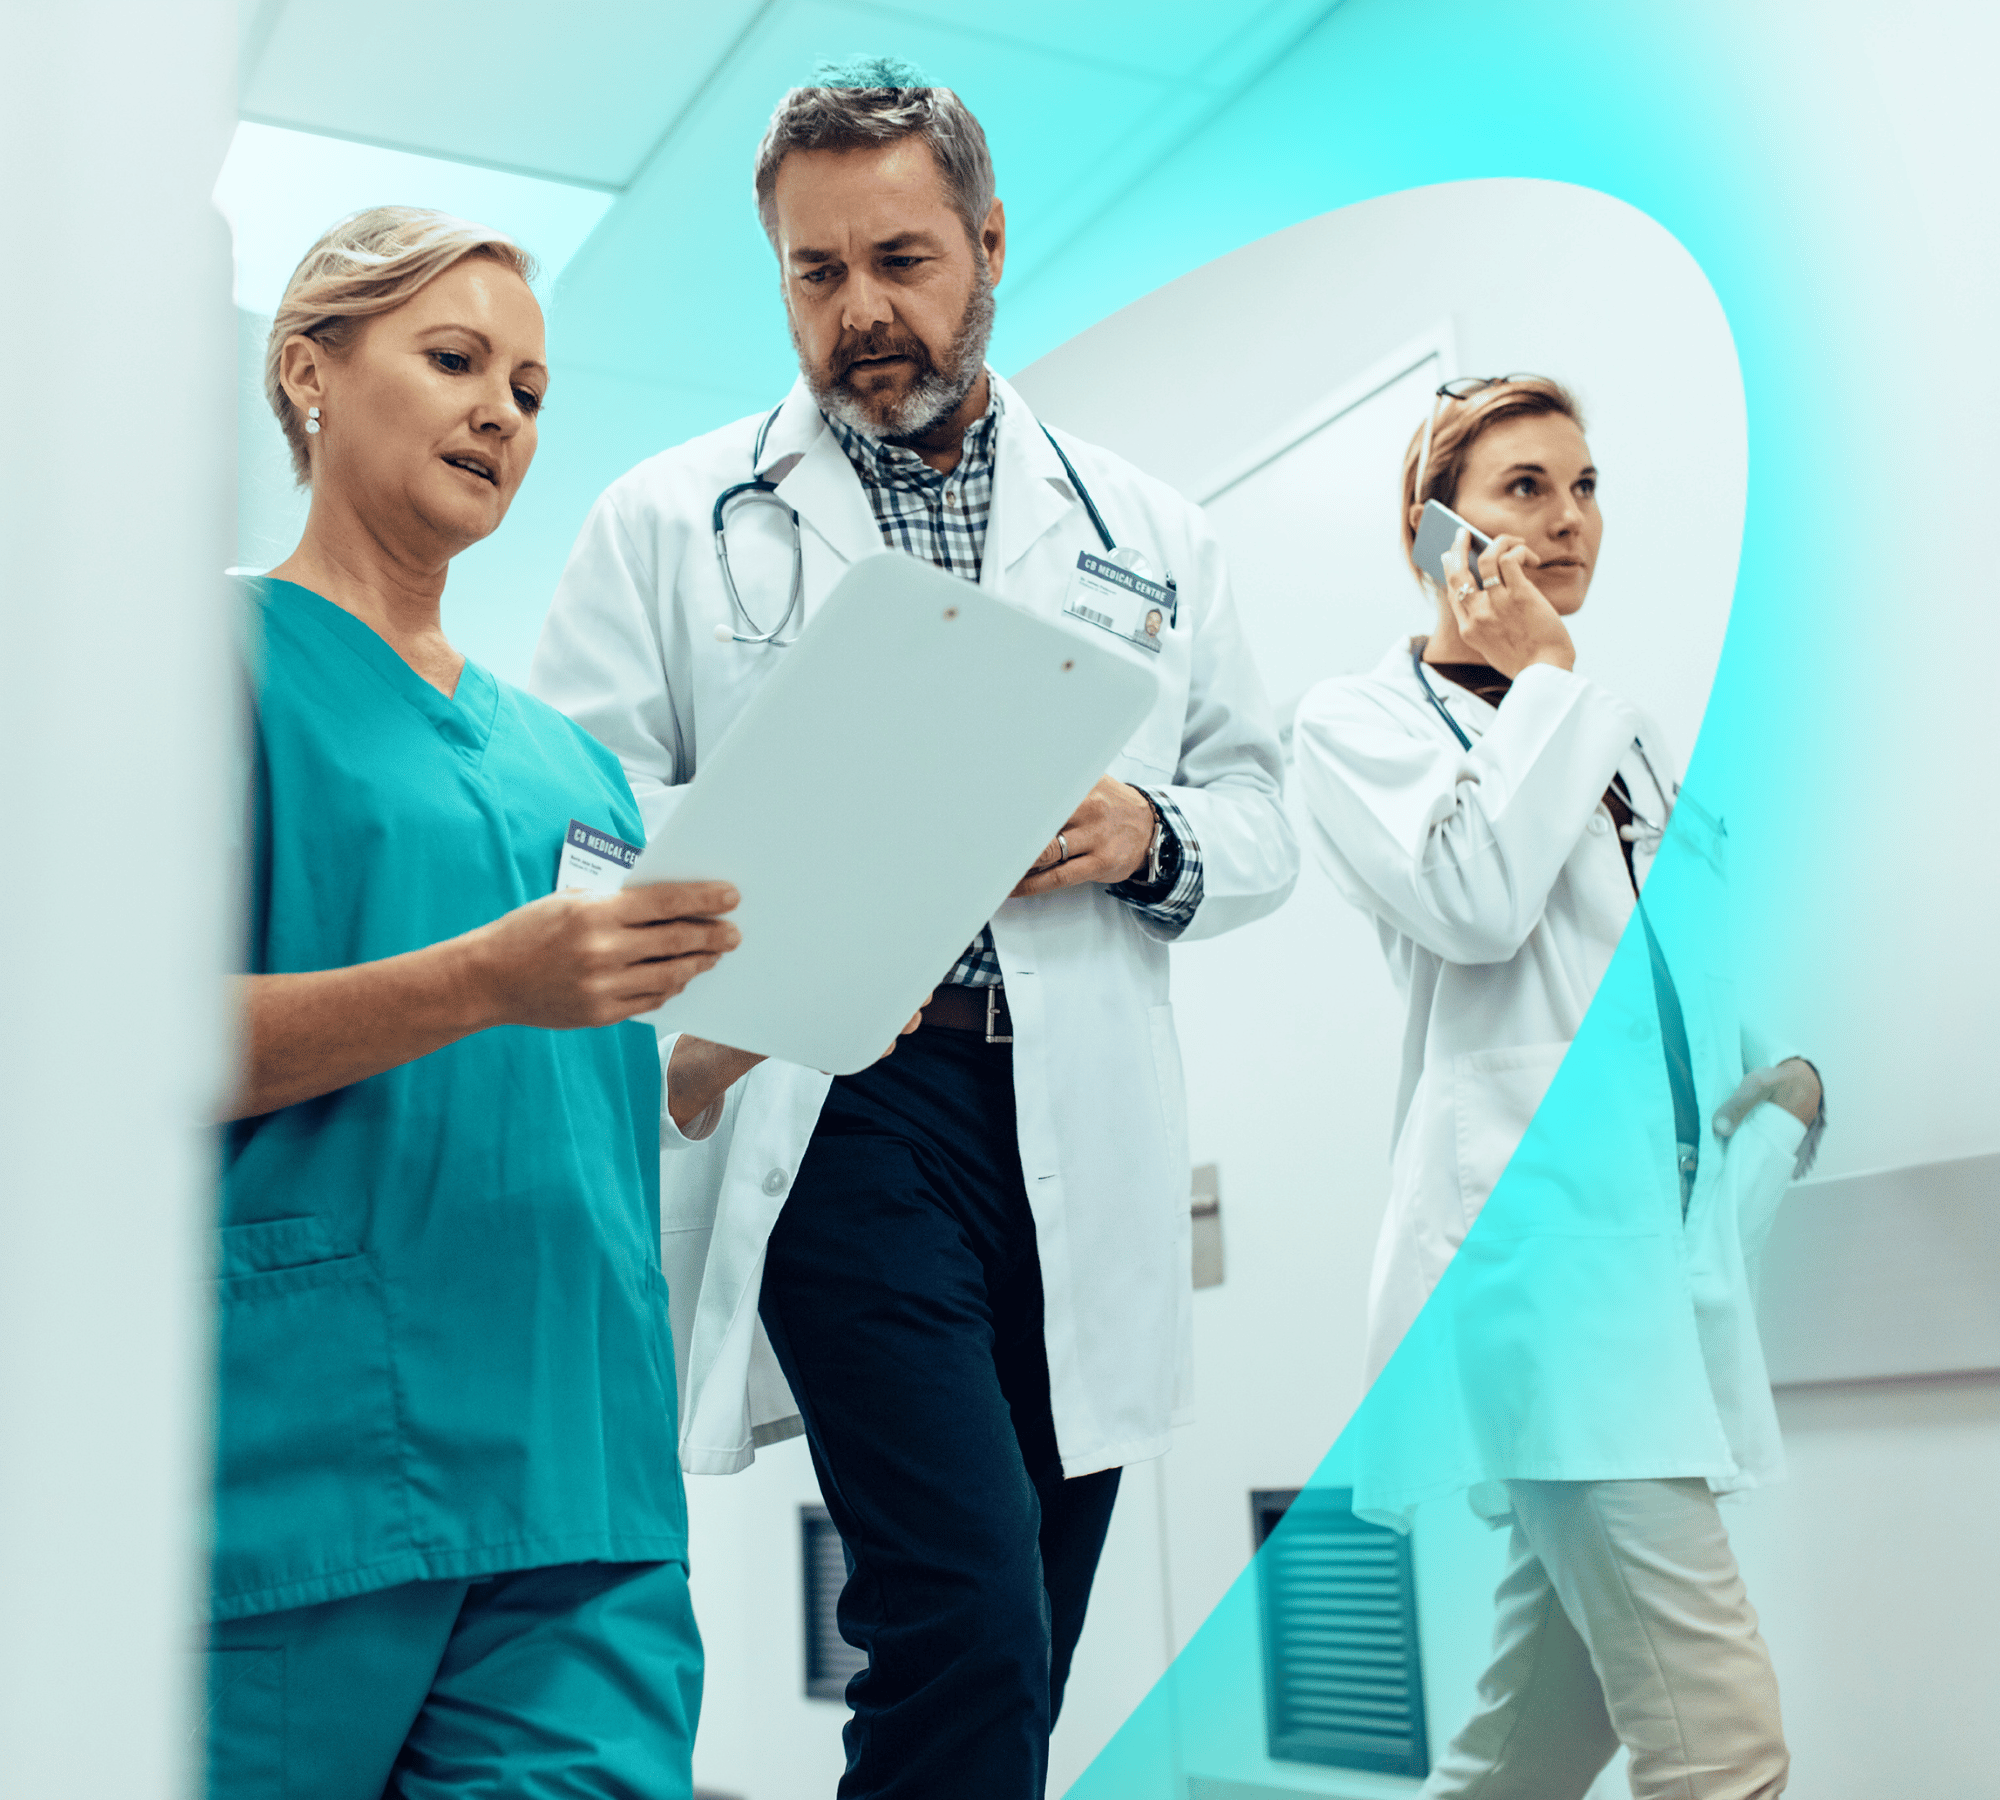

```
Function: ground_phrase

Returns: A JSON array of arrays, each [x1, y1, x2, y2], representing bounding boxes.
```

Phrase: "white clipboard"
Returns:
[[626, 552, 1159, 1073]]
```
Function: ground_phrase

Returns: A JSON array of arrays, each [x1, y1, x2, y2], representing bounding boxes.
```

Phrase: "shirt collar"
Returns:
[[823, 375, 1002, 491]]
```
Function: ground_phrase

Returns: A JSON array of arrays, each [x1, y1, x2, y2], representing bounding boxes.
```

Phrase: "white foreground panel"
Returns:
[[0, 5, 236, 1795]]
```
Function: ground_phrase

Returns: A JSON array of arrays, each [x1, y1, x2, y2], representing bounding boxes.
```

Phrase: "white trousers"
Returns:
[[1422, 1478, 1788, 1800]]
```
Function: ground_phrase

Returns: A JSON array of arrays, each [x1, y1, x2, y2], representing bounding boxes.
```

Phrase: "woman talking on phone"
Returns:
[[1292, 377, 1823, 1799], [210, 207, 745, 1799]]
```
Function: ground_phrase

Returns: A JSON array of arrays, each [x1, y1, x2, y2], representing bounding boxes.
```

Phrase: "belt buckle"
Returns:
[[985, 987, 1012, 1045]]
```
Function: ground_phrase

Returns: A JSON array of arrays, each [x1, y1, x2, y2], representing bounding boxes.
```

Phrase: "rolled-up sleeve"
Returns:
[[1107, 788, 1204, 937], [658, 1031, 725, 1148]]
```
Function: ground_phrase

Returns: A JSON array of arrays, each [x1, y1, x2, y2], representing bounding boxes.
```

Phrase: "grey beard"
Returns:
[[796, 264, 995, 443]]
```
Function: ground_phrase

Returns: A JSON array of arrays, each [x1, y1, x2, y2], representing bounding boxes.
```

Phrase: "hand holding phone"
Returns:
[[1438, 535, 1576, 681], [1414, 500, 1575, 675], [1411, 500, 1493, 590]]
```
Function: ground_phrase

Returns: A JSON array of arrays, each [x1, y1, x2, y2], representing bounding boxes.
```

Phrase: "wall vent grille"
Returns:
[[1250, 1487, 1430, 1777], [801, 1505, 867, 1702]]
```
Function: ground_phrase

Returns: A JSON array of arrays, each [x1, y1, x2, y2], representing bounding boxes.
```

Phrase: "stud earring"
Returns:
[[305, 405, 321, 436]]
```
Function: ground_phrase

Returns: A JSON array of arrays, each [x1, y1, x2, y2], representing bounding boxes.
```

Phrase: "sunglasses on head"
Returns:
[[1411, 373, 1550, 504]]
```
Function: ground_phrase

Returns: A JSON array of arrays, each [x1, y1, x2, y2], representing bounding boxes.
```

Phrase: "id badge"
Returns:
[[556, 818, 641, 896], [1062, 549, 1177, 655]]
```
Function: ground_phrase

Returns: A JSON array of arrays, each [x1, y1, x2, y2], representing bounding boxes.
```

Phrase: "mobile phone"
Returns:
[[1411, 500, 1494, 590]]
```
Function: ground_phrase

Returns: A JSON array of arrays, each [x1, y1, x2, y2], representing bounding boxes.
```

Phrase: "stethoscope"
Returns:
[[1410, 644, 1673, 849], [711, 406, 1160, 647], [1413, 647, 1705, 1200], [711, 407, 803, 646]]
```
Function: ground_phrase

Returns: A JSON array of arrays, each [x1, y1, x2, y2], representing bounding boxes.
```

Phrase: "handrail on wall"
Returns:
[[1759, 1150, 2000, 1388]]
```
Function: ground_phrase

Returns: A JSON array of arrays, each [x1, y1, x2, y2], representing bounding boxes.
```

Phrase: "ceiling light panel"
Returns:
[[214, 120, 616, 315], [239, 0, 753, 189]]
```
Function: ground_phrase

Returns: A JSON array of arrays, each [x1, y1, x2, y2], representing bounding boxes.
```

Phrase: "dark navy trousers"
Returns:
[[759, 1022, 1123, 1800]]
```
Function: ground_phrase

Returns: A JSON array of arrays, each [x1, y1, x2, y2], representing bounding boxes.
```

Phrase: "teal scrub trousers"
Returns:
[[205, 1559, 701, 1799]]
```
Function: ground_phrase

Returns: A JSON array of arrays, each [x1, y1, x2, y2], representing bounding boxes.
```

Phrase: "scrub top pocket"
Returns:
[[217, 1215, 336, 1278], [211, 1251, 407, 1617]]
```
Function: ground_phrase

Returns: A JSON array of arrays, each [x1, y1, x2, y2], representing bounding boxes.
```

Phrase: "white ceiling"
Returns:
[[234, 0, 1342, 383], [240, 1, 1336, 187], [240, 0, 758, 189]]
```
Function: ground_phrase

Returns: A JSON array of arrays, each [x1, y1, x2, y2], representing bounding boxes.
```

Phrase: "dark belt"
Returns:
[[920, 984, 1012, 1043]]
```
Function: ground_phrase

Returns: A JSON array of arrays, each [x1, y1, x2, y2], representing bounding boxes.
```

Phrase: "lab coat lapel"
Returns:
[[765, 379, 881, 571], [1390, 638, 1497, 742], [983, 372, 1080, 591]]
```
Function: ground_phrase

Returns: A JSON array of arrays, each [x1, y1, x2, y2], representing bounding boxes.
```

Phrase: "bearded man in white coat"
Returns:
[[530, 61, 1297, 1800]]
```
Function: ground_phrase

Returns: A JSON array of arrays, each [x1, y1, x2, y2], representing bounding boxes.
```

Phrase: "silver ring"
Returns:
[[1452, 584, 1476, 604], [1056, 833, 1070, 865], [1482, 575, 1502, 589]]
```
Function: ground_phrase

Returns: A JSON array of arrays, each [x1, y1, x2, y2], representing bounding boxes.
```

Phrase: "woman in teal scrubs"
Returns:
[[210, 206, 738, 1799]]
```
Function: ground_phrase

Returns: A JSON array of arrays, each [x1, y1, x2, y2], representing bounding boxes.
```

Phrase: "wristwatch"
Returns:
[[1132, 787, 1176, 891]]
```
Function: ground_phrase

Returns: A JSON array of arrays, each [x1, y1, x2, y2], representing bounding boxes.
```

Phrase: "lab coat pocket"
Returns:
[[1718, 1101, 1802, 1289], [1146, 1003, 1191, 1199], [1148, 1001, 1195, 1411], [211, 1248, 404, 1610], [1451, 1042, 1569, 1239], [1108, 650, 1183, 784], [1113, 710, 1181, 785]]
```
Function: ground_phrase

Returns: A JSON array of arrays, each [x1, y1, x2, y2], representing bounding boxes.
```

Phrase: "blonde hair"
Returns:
[[264, 206, 538, 485], [1399, 377, 1585, 578]]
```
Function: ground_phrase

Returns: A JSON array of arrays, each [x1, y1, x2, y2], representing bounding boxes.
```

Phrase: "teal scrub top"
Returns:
[[214, 579, 685, 1623]]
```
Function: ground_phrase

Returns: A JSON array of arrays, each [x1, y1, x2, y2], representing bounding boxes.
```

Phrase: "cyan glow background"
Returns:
[[988, 4, 1988, 1790], [220, 0, 1994, 1788]]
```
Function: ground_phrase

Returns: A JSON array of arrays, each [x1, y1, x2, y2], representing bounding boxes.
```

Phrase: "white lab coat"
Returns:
[[1293, 641, 1806, 1526], [531, 371, 1297, 1477]]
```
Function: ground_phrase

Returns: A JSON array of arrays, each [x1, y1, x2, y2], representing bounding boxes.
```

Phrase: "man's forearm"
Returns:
[[667, 1035, 767, 1129]]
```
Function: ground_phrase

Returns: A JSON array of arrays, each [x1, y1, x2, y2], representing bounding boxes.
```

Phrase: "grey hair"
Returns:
[[264, 205, 537, 486], [752, 60, 996, 249]]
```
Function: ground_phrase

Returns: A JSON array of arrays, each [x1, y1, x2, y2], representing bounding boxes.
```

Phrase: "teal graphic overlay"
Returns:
[[953, 4, 1887, 1791]]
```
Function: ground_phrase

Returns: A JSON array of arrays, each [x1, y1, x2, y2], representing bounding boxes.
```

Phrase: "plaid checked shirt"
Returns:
[[824, 386, 1204, 988]]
